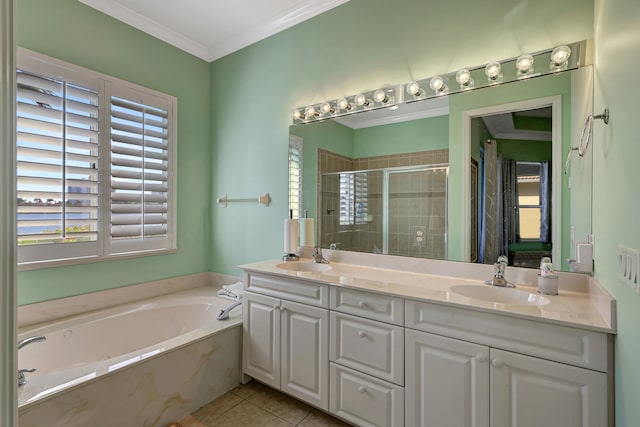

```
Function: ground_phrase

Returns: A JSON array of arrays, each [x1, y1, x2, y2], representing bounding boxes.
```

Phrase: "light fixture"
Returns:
[[485, 61, 502, 83], [516, 54, 534, 77], [406, 81, 424, 97], [550, 45, 571, 70], [336, 98, 354, 111], [373, 89, 390, 104], [305, 105, 319, 118], [353, 93, 371, 107], [292, 109, 305, 120], [455, 69, 474, 89], [429, 76, 448, 94], [320, 102, 335, 114]]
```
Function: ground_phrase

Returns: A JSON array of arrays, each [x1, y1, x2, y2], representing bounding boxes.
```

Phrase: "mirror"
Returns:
[[289, 66, 593, 272]]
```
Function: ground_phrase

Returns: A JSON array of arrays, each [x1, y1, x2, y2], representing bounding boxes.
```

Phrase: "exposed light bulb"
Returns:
[[373, 90, 389, 104], [305, 105, 318, 117], [406, 81, 422, 97], [455, 69, 473, 88], [320, 102, 334, 114], [354, 93, 370, 107], [337, 98, 352, 111], [485, 62, 502, 82], [292, 109, 305, 120], [516, 54, 534, 76], [429, 76, 447, 93], [550, 45, 571, 68]]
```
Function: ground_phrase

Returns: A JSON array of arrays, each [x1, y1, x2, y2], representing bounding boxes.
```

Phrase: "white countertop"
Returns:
[[239, 258, 616, 334]]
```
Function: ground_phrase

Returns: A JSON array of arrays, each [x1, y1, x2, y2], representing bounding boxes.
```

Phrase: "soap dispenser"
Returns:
[[537, 257, 559, 295]]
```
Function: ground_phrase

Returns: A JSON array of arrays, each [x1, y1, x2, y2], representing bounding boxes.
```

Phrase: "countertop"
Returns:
[[239, 258, 616, 334]]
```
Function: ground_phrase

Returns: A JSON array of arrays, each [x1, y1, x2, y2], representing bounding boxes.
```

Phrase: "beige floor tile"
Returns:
[[230, 379, 270, 399], [191, 391, 243, 424], [298, 409, 353, 427], [175, 415, 208, 427], [246, 384, 314, 424], [213, 400, 294, 427]]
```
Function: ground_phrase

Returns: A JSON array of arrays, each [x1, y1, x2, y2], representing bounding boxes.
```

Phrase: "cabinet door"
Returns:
[[405, 329, 489, 427], [281, 300, 329, 410], [243, 292, 281, 388], [490, 349, 608, 427]]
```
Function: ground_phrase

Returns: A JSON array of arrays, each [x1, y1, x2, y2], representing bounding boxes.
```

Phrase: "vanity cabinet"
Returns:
[[405, 300, 610, 427], [242, 273, 329, 410]]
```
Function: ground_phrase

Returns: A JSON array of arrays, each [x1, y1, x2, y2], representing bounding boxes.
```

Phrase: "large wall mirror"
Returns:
[[289, 65, 593, 272]]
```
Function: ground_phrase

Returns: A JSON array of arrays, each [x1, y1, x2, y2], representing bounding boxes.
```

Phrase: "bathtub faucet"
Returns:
[[18, 335, 46, 387]]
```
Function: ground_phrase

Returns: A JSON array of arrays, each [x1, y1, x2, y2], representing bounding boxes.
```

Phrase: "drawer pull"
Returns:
[[491, 358, 503, 368], [358, 386, 366, 393], [358, 330, 366, 338], [358, 300, 366, 308]]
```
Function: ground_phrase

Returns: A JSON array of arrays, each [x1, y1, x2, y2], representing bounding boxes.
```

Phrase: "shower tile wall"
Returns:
[[319, 149, 448, 258]]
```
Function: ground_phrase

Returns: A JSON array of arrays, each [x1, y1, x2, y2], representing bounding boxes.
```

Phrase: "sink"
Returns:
[[276, 262, 331, 273], [450, 284, 550, 306]]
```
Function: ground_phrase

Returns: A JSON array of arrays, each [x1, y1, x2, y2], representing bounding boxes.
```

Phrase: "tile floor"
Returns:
[[177, 380, 352, 427]]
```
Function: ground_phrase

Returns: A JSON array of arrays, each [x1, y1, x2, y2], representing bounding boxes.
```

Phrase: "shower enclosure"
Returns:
[[320, 164, 448, 259]]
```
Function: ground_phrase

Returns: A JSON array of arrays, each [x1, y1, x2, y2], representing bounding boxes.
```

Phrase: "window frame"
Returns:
[[17, 48, 177, 270]]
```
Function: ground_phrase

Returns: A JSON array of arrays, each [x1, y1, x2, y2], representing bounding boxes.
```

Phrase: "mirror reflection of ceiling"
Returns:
[[482, 107, 552, 141]]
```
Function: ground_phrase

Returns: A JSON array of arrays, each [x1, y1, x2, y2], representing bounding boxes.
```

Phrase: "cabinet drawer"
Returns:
[[330, 312, 404, 385], [405, 299, 609, 372], [330, 363, 404, 427], [330, 287, 404, 325], [246, 272, 328, 308]]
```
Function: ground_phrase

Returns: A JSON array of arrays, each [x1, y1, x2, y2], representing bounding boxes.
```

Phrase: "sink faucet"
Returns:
[[312, 246, 329, 264], [18, 335, 46, 387], [485, 255, 515, 287]]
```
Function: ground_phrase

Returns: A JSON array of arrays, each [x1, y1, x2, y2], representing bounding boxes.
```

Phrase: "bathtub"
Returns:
[[17, 286, 243, 427]]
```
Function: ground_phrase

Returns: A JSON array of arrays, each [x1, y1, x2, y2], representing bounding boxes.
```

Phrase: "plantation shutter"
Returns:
[[16, 70, 100, 247], [110, 94, 171, 252], [288, 135, 303, 219], [339, 171, 368, 225]]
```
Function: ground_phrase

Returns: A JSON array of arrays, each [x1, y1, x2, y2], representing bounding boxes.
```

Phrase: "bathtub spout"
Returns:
[[18, 335, 46, 387], [18, 335, 46, 350]]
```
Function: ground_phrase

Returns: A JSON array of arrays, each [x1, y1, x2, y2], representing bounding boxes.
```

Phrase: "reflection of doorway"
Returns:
[[463, 97, 561, 267]]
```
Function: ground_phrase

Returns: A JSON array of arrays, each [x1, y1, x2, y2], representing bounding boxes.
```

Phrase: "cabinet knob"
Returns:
[[273, 305, 280, 311], [357, 300, 366, 308], [358, 331, 366, 338], [475, 354, 487, 363], [358, 386, 366, 393], [491, 358, 503, 368]]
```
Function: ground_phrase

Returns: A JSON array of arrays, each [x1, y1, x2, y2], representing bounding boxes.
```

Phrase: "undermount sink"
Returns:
[[450, 284, 550, 306], [276, 262, 332, 273]]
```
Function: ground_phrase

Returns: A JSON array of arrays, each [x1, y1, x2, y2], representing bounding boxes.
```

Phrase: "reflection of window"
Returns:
[[339, 172, 367, 225], [17, 50, 176, 266], [288, 136, 302, 219], [516, 162, 542, 240]]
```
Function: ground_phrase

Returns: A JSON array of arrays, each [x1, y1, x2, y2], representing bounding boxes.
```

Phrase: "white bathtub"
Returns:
[[17, 286, 243, 427]]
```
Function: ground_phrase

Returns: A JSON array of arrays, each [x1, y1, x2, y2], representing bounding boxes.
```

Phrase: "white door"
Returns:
[[280, 300, 329, 410], [243, 292, 281, 388], [405, 329, 490, 427], [490, 349, 608, 427]]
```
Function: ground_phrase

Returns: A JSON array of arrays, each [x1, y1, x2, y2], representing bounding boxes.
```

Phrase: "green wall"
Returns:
[[497, 139, 552, 161], [594, 0, 640, 424], [16, 0, 211, 304], [209, 0, 594, 275]]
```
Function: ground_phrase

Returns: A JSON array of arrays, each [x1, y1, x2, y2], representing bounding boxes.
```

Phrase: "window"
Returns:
[[16, 49, 177, 267], [288, 135, 302, 219], [339, 171, 368, 226], [516, 162, 542, 240]]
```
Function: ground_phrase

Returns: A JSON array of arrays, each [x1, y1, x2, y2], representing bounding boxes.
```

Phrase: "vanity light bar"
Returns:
[[292, 87, 397, 124], [292, 40, 587, 125]]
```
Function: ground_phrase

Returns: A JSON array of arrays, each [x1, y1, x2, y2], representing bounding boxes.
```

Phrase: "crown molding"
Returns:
[[80, 0, 350, 62]]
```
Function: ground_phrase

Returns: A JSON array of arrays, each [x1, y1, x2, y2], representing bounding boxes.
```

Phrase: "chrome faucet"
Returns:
[[485, 255, 515, 288], [312, 245, 329, 264], [18, 335, 46, 387]]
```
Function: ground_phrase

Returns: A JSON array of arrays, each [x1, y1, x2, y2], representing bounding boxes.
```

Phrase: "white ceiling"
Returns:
[[79, 0, 350, 62]]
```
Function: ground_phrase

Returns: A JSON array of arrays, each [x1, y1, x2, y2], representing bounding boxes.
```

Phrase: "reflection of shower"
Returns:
[[320, 164, 448, 259]]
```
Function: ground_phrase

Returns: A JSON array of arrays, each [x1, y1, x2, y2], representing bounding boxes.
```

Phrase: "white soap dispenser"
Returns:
[[538, 257, 559, 295]]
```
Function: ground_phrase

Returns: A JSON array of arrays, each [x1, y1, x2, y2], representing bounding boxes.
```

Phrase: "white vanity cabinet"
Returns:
[[405, 300, 611, 427], [328, 287, 405, 427], [242, 273, 329, 410]]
